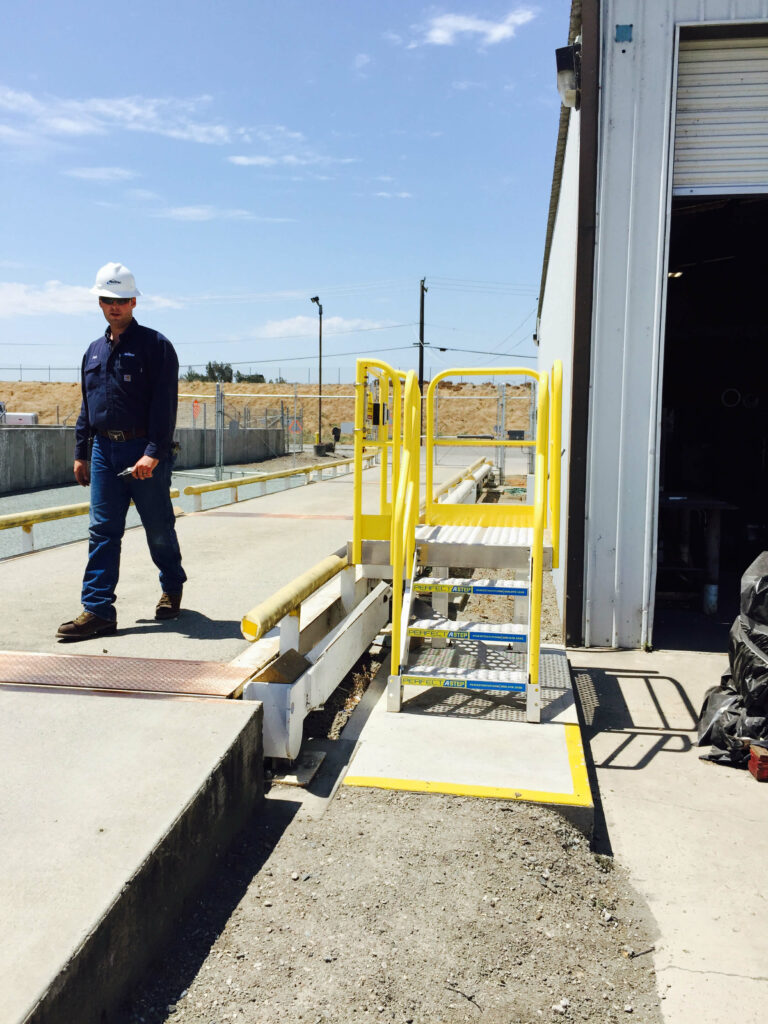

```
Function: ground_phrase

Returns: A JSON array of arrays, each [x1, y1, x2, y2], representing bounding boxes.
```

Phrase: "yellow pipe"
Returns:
[[241, 550, 348, 641]]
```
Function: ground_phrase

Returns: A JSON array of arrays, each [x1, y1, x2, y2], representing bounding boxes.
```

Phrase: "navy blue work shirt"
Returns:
[[74, 318, 179, 461]]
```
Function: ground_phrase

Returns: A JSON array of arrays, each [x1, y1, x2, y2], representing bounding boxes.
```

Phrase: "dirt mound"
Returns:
[[0, 380, 531, 439]]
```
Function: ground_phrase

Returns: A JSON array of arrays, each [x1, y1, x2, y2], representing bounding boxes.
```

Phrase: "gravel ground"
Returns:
[[123, 790, 662, 1024]]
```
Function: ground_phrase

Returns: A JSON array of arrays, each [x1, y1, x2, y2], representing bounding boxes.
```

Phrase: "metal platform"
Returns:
[[356, 525, 553, 573], [0, 650, 250, 699], [415, 523, 553, 570], [344, 647, 593, 830]]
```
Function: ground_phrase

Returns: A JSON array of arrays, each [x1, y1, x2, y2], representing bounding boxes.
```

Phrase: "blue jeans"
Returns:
[[82, 434, 187, 620]]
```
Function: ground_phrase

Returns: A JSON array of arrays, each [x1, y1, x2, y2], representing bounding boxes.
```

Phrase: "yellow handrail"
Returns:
[[549, 360, 562, 570], [424, 367, 542, 527], [529, 373, 549, 717], [352, 358, 408, 564], [0, 489, 181, 533], [183, 454, 374, 497], [390, 370, 420, 675]]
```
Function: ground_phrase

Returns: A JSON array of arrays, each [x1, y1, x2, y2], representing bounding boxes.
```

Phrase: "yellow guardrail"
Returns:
[[425, 367, 541, 530], [352, 359, 408, 564], [549, 359, 562, 571], [0, 488, 181, 554], [390, 370, 421, 676], [184, 453, 377, 512], [529, 373, 550, 708]]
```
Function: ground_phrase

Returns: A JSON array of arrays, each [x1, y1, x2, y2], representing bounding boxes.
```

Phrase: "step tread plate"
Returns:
[[408, 618, 528, 643], [402, 664, 528, 694], [414, 577, 530, 596]]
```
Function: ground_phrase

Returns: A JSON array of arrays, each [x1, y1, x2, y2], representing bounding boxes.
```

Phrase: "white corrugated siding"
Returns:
[[674, 36, 768, 194]]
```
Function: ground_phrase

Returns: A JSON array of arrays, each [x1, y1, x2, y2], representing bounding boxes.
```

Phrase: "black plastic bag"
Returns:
[[697, 552, 768, 765]]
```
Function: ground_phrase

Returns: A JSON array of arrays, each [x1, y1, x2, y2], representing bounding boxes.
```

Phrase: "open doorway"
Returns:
[[655, 194, 768, 649]]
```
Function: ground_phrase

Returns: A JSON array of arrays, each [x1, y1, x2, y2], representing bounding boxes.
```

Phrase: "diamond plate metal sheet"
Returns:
[[0, 651, 249, 698]]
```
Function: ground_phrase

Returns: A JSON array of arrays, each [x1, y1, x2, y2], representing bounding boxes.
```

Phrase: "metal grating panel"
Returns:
[[0, 651, 249, 698]]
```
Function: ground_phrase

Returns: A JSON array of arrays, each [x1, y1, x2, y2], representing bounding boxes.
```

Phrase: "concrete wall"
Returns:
[[0, 427, 286, 494], [0, 427, 77, 493], [174, 427, 286, 470]]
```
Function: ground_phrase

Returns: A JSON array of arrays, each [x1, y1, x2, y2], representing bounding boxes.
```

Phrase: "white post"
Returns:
[[340, 565, 357, 614], [22, 526, 34, 553], [279, 609, 301, 655], [193, 493, 202, 512], [229, 486, 238, 503]]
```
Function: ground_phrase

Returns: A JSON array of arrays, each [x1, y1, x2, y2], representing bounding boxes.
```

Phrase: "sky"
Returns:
[[0, 1, 571, 384]]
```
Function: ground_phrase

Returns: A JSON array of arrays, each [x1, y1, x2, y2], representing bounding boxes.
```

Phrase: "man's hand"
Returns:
[[74, 459, 90, 486], [133, 455, 159, 480]]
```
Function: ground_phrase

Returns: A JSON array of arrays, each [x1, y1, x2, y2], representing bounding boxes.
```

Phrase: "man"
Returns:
[[57, 262, 187, 641]]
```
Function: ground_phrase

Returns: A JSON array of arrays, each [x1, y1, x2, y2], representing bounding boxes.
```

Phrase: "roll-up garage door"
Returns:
[[674, 35, 768, 195]]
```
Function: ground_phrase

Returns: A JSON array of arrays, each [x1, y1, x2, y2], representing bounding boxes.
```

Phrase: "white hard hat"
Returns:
[[90, 261, 142, 298]]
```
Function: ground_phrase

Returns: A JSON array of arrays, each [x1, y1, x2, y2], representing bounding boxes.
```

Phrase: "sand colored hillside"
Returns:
[[1, 379, 532, 438]]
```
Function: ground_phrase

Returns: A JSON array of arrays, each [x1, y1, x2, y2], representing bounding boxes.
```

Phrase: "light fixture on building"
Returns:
[[555, 42, 581, 109], [668, 271, 683, 279]]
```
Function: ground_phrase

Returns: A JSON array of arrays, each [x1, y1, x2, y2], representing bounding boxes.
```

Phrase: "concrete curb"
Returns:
[[23, 701, 264, 1024]]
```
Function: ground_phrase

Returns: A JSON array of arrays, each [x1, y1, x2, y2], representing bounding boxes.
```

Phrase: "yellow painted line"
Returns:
[[563, 722, 592, 806], [344, 724, 592, 808]]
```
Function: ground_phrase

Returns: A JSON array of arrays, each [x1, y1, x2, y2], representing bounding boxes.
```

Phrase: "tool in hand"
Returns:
[[117, 466, 136, 477]]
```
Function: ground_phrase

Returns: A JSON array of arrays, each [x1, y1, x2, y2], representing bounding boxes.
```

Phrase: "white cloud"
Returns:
[[374, 191, 412, 199], [154, 205, 295, 223], [65, 166, 138, 182], [0, 85, 235, 148], [229, 155, 277, 167], [452, 80, 485, 91], [0, 280, 182, 317], [256, 315, 390, 339], [413, 10, 535, 48], [127, 188, 160, 201], [228, 152, 357, 169], [354, 53, 372, 70]]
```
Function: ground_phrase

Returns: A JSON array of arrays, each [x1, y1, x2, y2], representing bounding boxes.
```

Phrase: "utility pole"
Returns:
[[419, 277, 427, 443], [310, 296, 323, 447], [418, 277, 427, 394]]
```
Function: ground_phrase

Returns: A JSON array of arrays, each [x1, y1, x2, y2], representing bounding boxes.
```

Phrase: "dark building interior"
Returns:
[[655, 194, 768, 648]]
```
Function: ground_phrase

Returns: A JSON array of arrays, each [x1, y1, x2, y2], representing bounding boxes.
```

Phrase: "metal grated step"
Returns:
[[401, 665, 528, 694], [409, 618, 528, 644], [414, 577, 530, 597]]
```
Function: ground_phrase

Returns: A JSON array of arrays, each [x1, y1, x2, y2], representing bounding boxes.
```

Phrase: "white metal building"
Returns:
[[538, 0, 768, 647]]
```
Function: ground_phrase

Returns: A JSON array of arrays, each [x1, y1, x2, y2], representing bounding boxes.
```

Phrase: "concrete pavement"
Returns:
[[569, 648, 768, 1024]]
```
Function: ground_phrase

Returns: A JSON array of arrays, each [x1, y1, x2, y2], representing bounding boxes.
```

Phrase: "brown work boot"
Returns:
[[155, 590, 183, 620], [57, 610, 117, 641]]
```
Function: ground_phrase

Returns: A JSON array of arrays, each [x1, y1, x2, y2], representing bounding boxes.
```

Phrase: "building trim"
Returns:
[[565, 0, 599, 646]]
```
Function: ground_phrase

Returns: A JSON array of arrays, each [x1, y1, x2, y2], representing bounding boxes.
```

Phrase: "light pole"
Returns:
[[310, 296, 323, 446]]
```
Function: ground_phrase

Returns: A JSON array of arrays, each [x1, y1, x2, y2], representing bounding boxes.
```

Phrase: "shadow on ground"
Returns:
[[571, 661, 711, 857]]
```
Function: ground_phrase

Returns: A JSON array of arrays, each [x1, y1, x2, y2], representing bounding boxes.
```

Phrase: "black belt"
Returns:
[[98, 428, 147, 442]]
